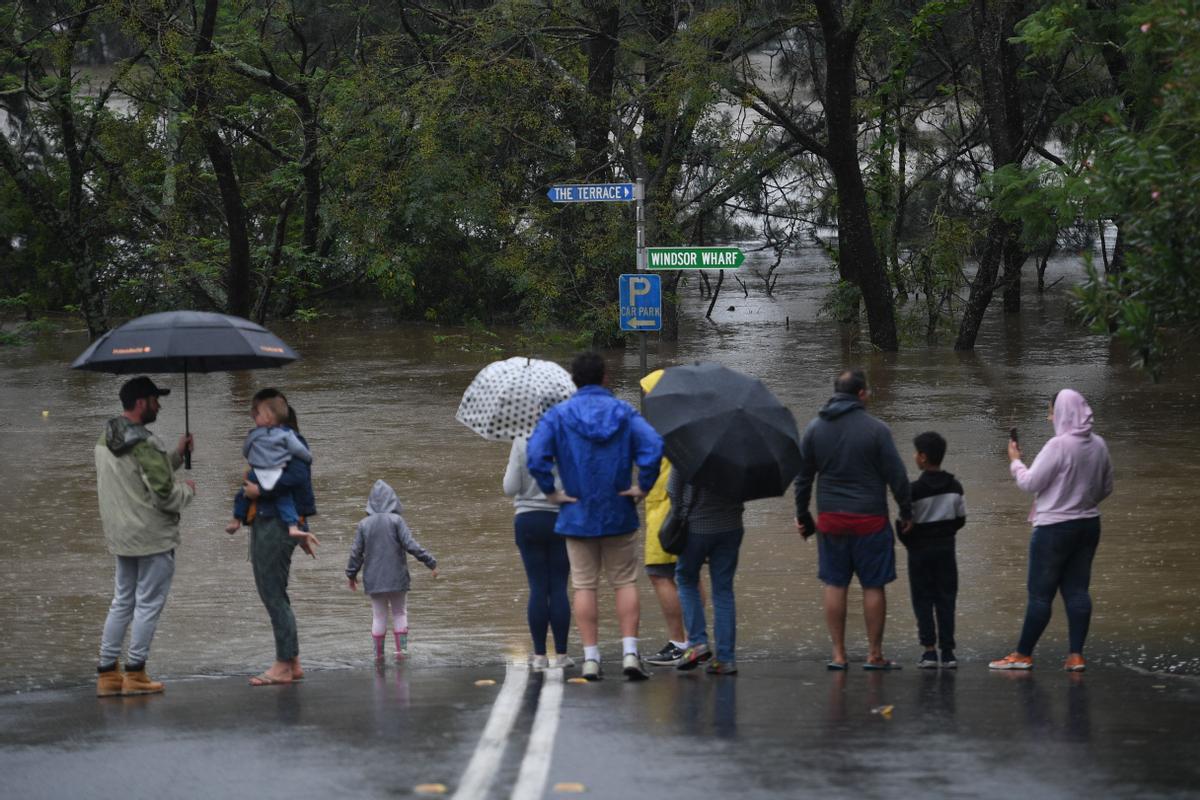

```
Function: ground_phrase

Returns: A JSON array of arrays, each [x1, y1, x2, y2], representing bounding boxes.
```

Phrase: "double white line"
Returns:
[[451, 662, 565, 800]]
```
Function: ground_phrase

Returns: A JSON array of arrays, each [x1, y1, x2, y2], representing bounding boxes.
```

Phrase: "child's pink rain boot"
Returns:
[[373, 634, 385, 662], [394, 629, 409, 659]]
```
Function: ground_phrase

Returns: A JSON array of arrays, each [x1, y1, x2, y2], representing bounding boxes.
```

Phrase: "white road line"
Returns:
[[509, 668, 564, 800], [452, 662, 528, 800]]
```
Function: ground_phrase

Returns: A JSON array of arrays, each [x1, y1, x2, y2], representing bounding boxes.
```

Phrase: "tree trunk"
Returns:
[[955, 0, 1026, 350], [955, 217, 1019, 349], [818, 11, 898, 350], [1002, 248, 1025, 312], [581, 0, 619, 172], [192, 0, 252, 318]]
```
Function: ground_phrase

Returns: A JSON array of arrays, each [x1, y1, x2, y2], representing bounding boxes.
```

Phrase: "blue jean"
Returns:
[[1017, 517, 1101, 655], [515, 511, 571, 655], [234, 469, 300, 526], [675, 528, 744, 663]]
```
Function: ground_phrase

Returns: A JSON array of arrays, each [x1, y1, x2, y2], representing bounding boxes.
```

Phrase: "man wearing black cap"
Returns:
[[94, 376, 195, 697]]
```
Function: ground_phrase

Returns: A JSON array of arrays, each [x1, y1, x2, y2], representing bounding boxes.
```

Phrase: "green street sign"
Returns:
[[645, 247, 745, 269]]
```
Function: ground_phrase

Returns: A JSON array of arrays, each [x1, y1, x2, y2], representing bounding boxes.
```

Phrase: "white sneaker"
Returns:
[[581, 659, 602, 681], [550, 654, 575, 669], [622, 653, 650, 681], [529, 654, 549, 671]]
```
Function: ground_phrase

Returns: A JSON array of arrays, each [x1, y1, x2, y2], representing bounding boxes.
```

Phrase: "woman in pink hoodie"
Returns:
[[990, 389, 1114, 672]]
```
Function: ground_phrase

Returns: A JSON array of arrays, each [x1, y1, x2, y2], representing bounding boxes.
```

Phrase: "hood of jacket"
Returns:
[[1052, 389, 1094, 437], [366, 479, 401, 515], [818, 393, 864, 421], [105, 416, 151, 455], [918, 469, 958, 491], [559, 385, 632, 442]]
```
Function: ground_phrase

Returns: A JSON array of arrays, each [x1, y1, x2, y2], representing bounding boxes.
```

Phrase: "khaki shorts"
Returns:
[[565, 532, 640, 590]]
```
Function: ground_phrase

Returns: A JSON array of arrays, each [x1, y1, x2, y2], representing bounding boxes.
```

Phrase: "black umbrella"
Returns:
[[642, 362, 802, 502], [71, 310, 300, 468]]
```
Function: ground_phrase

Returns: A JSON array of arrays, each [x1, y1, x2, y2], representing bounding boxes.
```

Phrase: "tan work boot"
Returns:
[[122, 668, 164, 696], [97, 666, 123, 697]]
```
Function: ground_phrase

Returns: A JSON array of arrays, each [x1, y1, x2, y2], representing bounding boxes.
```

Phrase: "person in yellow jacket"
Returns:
[[641, 369, 704, 667]]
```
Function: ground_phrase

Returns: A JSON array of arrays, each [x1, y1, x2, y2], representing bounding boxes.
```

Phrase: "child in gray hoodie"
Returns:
[[346, 480, 438, 660]]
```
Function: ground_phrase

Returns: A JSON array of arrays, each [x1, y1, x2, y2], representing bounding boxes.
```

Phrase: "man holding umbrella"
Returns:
[[794, 368, 911, 670], [94, 377, 195, 696], [527, 352, 664, 681]]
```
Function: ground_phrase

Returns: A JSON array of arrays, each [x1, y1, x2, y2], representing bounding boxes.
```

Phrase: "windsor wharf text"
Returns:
[[646, 247, 745, 269]]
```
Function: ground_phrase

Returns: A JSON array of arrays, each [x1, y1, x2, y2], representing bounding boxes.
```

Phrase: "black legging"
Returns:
[[514, 510, 570, 656]]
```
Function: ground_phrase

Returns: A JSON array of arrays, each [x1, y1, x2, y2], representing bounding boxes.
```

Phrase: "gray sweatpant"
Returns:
[[99, 550, 176, 668]]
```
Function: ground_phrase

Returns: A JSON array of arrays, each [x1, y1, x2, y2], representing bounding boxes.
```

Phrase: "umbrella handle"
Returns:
[[183, 362, 192, 470]]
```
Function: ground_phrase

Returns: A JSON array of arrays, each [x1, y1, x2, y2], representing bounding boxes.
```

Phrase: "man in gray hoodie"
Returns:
[[94, 376, 195, 697], [793, 368, 911, 670]]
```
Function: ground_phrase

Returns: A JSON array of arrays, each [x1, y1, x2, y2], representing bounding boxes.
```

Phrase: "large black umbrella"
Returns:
[[642, 362, 802, 502], [71, 311, 300, 468]]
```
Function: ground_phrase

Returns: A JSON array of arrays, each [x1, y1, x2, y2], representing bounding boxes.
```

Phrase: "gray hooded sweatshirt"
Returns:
[[346, 480, 437, 595], [793, 393, 911, 521]]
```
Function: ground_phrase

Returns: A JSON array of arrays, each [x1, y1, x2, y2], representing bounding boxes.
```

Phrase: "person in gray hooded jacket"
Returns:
[[346, 480, 438, 661], [793, 368, 912, 671]]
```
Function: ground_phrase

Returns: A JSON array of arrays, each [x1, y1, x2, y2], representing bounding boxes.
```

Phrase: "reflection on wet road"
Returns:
[[0, 663, 1196, 799]]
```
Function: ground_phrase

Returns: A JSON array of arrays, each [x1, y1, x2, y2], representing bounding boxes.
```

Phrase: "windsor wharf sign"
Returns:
[[645, 247, 745, 269], [546, 183, 636, 203]]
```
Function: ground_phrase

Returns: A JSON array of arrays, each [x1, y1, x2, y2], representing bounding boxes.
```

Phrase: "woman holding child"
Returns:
[[231, 388, 319, 686], [990, 389, 1114, 673]]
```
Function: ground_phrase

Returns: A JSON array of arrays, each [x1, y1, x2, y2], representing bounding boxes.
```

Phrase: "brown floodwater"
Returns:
[[2, 248, 1198, 694]]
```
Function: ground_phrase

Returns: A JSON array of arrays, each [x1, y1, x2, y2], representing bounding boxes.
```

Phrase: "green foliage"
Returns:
[[1066, 1, 1200, 374], [898, 210, 970, 344], [819, 280, 863, 325], [984, 164, 1079, 250], [0, 0, 1190, 364], [289, 307, 325, 323]]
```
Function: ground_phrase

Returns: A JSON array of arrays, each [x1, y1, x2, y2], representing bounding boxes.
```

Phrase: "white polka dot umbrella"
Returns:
[[456, 357, 576, 441]]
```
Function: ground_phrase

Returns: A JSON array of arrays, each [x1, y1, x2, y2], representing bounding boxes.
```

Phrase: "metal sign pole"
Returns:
[[636, 178, 647, 378]]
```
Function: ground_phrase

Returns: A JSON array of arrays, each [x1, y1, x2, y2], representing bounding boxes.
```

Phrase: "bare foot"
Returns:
[[290, 658, 304, 681], [250, 661, 294, 686]]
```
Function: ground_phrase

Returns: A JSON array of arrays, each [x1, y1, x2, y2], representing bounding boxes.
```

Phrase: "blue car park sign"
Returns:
[[546, 183, 636, 203], [619, 274, 662, 331]]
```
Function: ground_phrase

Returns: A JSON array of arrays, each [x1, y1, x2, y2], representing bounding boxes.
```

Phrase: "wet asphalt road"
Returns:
[[1, 660, 1197, 800]]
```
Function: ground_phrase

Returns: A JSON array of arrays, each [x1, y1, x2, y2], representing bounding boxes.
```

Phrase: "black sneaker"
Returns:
[[918, 650, 939, 669], [941, 649, 957, 669], [645, 642, 685, 667]]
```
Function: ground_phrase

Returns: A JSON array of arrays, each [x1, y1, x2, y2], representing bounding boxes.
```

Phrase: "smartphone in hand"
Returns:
[[1009, 426, 1019, 443]]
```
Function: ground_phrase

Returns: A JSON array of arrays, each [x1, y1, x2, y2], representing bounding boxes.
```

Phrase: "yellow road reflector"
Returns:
[[871, 704, 894, 719], [413, 783, 447, 795], [554, 782, 587, 793], [41, 410, 50, 417], [474, 679, 496, 687], [566, 677, 590, 684]]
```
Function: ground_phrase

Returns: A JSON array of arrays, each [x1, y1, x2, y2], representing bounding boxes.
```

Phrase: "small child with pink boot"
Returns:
[[346, 480, 438, 661]]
